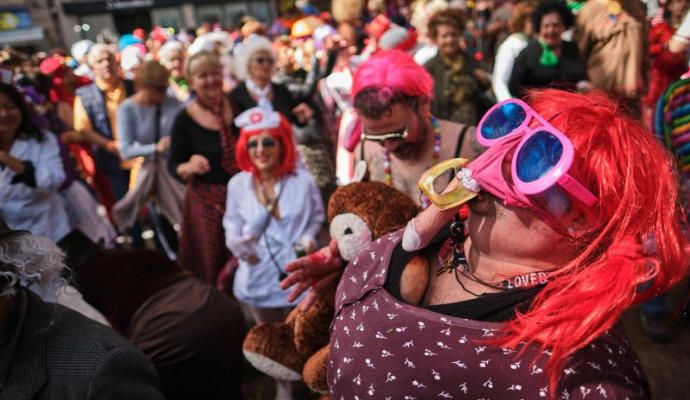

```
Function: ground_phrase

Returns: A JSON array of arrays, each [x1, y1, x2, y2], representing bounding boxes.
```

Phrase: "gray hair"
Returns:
[[87, 43, 116, 66], [233, 35, 274, 81], [0, 234, 66, 297], [159, 41, 185, 67]]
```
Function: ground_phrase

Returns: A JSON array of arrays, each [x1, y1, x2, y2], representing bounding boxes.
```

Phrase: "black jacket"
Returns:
[[0, 290, 164, 400], [508, 40, 587, 99]]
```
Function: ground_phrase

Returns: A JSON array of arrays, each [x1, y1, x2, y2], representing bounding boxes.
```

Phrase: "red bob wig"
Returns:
[[235, 113, 297, 178], [498, 89, 690, 394]]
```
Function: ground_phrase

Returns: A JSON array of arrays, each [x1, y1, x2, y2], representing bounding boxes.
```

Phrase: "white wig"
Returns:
[[158, 41, 185, 66], [0, 234, 66, 297], [233, 35, 274, 81], [87, 43, 116, 66]]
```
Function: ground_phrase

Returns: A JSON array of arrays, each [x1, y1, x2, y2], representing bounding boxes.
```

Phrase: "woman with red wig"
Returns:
[[223, 106, 324, 399], [327, 89, 689, 399]]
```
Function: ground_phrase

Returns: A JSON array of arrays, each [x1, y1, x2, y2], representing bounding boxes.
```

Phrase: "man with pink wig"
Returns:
[[352, 50, 479, 204]]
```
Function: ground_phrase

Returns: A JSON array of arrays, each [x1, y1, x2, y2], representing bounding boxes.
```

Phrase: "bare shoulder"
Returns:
[[438, 119, 479, 160]]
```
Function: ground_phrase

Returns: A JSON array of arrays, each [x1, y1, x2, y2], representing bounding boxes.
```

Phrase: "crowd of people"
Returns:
[[1, 0, 690, 398]]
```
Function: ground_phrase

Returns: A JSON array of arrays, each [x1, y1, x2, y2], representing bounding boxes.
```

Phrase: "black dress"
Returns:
[[229, 81, 298, 123], [508, 40, 587, 99]]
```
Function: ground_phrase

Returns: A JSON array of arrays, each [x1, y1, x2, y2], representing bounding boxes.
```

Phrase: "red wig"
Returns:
[[351, 49, 434, 103], [498, 89, 690, 395], [235, 114, 297, 178]]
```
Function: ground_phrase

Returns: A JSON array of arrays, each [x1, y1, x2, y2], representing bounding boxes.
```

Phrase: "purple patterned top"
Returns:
[[328, 228, 650, 399]]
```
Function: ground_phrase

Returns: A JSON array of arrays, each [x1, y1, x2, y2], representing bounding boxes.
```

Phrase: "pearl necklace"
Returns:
[[382, 116, 442, 188]]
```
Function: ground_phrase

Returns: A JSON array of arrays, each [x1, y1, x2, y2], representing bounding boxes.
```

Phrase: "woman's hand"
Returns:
[[280, 239, 345, 310], [178, 154, 210, 179], [104, 140, 120, 157], [246, 254, 260, 265], [60, 129, 83, 144], [155, 136, 171, 153], [0, 150, 25, 174]]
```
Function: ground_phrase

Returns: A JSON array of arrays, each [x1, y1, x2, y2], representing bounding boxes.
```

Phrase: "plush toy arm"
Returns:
[[280, 239, 345, 307]]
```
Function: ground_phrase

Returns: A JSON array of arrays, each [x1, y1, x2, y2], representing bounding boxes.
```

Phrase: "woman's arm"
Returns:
[[222, 178, 258, 261], [670, 11, 690, 53], [1, 133, 66, 191], [167, 110, 193, 181], [492, 38, 521, 102]]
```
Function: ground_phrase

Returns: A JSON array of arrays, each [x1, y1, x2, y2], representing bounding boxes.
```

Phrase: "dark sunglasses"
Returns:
[[253, 57, 275, 65], [246, 137, 277, 150]]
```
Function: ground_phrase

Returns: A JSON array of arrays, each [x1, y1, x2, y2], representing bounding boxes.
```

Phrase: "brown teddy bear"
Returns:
[[242, 181, 425, 397]]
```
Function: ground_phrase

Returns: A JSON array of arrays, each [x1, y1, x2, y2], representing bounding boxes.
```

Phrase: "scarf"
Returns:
[[538, 40, 559, 67], [440, 52, 477, 107], [245, 79, 273, 110]]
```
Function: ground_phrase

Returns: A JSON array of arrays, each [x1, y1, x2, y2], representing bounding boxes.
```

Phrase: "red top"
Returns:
[[644, 22, 688, 106]]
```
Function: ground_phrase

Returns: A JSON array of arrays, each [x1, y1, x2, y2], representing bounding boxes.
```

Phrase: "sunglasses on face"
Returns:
[[361, 126, 409, 144], [246, 137, 277, 150], [477, 99, 596, 206], [252, 57, 275, 65], [419, 99, 597, 217]]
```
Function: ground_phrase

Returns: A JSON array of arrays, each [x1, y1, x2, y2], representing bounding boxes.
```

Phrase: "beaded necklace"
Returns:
[[382, 116, 442, 187]]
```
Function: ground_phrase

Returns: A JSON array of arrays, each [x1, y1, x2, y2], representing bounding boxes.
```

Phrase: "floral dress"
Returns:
[[328, 228, 650, 399]]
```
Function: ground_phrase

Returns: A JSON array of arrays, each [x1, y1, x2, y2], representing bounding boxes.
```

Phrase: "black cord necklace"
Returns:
[[438, 218, 551, 297]]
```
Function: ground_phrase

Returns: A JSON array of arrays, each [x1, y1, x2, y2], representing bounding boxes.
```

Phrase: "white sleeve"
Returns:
[[298, 171, 325, 247], [222, 177, 256, 259], [34, 133, 66, 191], [492, 38, 521, 102], [674, 12, 690, 43]]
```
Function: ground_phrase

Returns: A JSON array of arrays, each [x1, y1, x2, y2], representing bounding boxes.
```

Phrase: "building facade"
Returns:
[[1, 0, 279, 50]]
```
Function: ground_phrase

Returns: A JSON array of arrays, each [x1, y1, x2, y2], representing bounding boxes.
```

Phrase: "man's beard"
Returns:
[[390, 124, 429, 160], [391, 142, 421, 160]]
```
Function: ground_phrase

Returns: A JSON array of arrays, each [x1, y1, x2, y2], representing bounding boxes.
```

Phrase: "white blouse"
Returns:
[[0, 133, 70, 242], [492, 33, 530, 102], [223, 167, 325, 308]]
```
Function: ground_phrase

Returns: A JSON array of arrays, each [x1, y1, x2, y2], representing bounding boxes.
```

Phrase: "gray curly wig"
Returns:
[[0, 234, 66, 297]]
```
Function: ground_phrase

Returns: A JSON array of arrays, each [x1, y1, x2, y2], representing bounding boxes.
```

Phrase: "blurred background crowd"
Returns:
[[1, 0, 690, 398]]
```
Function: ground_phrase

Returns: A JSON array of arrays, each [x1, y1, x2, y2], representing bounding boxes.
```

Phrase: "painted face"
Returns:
[[91, 50, 118, 82], [189, 60, 223, 99], [247, 131, 282, 174], [538, 12, 565, 48], [248, 49, 275, 82], [434, 24, 462, 57], [0, 93, 22, 141], [359, 102, 426, 160]]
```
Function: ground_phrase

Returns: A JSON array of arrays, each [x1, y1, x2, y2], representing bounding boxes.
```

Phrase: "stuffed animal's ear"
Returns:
[[329, 213, 372, 261]]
